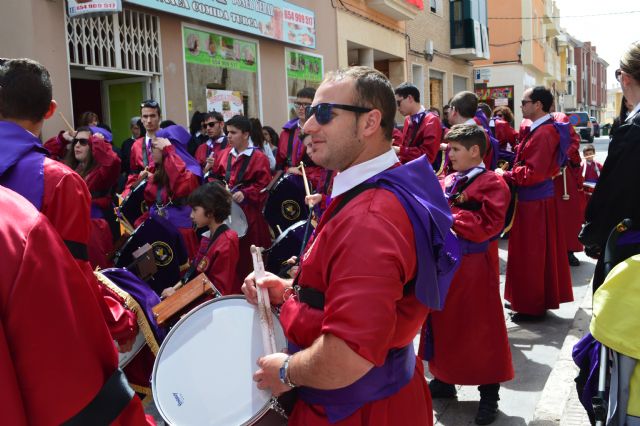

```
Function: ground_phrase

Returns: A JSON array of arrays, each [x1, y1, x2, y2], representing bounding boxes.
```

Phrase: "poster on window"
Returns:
[[286, 49, 323, 82], [184, 28, 258, 73], [67, 0, 121, 18], [206, 90, 244, 122]]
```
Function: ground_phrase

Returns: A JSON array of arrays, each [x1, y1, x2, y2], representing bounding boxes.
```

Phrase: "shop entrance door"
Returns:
[[103, 78, 149, 148]]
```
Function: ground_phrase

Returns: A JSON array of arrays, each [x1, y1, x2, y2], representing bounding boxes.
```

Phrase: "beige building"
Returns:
[[404, 0, 488, 113], [1, 0, 339, 144]]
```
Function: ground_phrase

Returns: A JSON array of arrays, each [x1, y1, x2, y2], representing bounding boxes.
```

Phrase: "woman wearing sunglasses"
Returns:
[[63, 127, 121, 269]]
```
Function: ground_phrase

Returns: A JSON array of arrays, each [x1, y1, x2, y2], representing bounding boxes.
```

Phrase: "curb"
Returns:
[[529, 282, 593, 425]]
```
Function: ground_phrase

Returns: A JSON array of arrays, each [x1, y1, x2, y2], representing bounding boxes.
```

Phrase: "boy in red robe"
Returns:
[[0, 185, 153, 425], [581, 144, 602, 200], [496, 86, 573, 319], [161, 181, 240, 297], [428, 124, 514, 425], [211, 114, 272, 283], [394, 83, 443, 165], [123, 99, 161, 195], [195, 111, 227, 173]]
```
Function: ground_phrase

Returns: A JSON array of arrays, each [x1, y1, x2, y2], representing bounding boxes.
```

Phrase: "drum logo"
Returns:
[[151, 241, 174, 267], [172, 392, 184, 407], [198, 256, 209, 272], [281, 200, 301, 221]]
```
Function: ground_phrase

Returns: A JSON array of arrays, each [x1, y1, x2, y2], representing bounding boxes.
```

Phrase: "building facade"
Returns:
[[473, 0, 562, 125], [574, 41, 608, 121], [403, 0, 485, 115], [1, 0, 339, 144]]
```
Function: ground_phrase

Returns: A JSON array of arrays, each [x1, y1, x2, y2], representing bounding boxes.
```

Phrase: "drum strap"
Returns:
[[64, 240, 89, 261], [286, 127, 297, 168], [225, 152, 252, 185], [182, 224, 230, 283], [142, 138, 149, 168], [61, 368, 134, 426], [294, 182, 415, 310], [408, 112, 427, 147]]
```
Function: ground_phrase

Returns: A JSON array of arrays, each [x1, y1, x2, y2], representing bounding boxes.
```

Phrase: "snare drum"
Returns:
[[264, 174, 308, 234], [225, 201, 248, 238], [118, 179, 148, 228], [152, 296, 288, 425], [265, 220, 307, 274]]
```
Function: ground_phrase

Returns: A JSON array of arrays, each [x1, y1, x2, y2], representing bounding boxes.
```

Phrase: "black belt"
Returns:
[[62, 368, 134, 426]]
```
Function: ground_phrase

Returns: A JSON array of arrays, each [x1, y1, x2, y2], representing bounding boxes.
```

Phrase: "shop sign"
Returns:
[[286, 49, 323, 82], [184, 28, 258, 73], [125, 0, 316, 48], [206, 89, 244, 121], [68, 0, 122, 17], [475, 86, 513, 101]]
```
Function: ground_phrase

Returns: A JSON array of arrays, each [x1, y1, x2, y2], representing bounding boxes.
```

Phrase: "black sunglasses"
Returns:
[[305, 103, 374, 125], [73, 138, 89, 146], [205, 121, 222, 128], [141, 99, 159, 108]]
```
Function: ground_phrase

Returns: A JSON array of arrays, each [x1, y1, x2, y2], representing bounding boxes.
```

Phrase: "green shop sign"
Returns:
[[286, 49, 323, 82], [184, 27, 258, 72]]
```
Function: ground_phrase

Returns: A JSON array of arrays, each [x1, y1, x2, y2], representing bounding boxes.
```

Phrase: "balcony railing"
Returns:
[[366, 0, 422, 21], [450, 18, 490, 60]]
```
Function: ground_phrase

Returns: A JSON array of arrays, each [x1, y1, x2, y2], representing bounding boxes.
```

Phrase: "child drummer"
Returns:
[[581, 144, 602, 199], [161, 181, 240, 298], [426, 124, 514, 425]]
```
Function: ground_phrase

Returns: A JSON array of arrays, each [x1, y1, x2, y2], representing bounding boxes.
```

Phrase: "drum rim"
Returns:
[[151, 295, 280, 425], [269, 220, 307, 247]]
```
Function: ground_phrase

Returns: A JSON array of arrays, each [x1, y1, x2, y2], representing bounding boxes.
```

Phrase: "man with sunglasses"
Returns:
[[394, 82, 443, 166], [276, 87, 315, 171], [0, 58, 152, 425], [495, 86, 574, 321], [124, 99, 162, 195], [244, 66, 458, 426], [195, 111, 227, 174]]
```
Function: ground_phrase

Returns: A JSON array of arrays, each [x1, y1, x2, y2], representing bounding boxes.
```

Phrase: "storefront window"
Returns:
[[183, 26, 260, 120], [285, 48, 323, 119]]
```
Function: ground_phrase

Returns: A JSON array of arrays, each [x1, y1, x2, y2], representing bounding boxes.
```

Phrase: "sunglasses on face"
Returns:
[[73, 138, 89, 146], [205, 121, 222, 128], [141, 99, 159, 108], [305, 103, 374, 125]]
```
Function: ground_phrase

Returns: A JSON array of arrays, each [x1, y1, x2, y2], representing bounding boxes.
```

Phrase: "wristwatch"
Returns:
[[279, 355, 297, 388]]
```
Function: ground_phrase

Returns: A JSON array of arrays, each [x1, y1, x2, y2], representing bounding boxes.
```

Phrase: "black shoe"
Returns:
[[429, 378, 457, 398], [510, 312, 545, 322], [568, 252, 580, 267], [474, 400, 499, 425]]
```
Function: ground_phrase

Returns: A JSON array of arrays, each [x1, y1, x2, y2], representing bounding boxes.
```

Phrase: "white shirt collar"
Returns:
[[626, 102, 640, 122], [231, 139, 254, 157], [530, 114, 552, 132], [464, 118, 479, 126], [207, 135, 225, 147], [331, 149, 399, 198]]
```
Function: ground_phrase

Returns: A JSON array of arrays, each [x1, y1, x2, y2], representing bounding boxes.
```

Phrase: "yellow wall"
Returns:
[[476, 0, 521, 66]]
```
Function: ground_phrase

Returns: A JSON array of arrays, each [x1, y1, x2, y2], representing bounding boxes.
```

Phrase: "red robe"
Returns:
[[43, 131, 69, 161], [429, 171, 514, 385], [551, 114, 585, 253], [194, 227, 240, 295], [135, 145, 200, 258], [583, 160, 602, 184], [493, 119, 518, 151], [123, 137, 154, 196], [276, 119, 303, 170], [0, 186, 152, 426], [83, 137, 121, 268], [211, 147, 272, 282], [280, 188, 432, 426], [194, 137, 227, 167], [502, 119, 574, 315], [398, 112, 442, 164]]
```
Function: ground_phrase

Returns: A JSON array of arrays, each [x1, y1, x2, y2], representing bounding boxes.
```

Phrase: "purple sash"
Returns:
[[0, 121, 47, 210], [517, 179, 554, 201], [290, 342, 416, 424], [90, 204, 104, 219], [618, 230, 640, 246], [458, 238, 490, 255], [366, 156, 460, 310], [149, 204, 193, 229], [552, 121, 571, 167]]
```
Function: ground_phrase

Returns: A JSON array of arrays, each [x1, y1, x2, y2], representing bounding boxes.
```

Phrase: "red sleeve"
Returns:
[[276, 128, 291, 169], [84, 137, 121, 193], [161, 145, 200, 199], [129, 138, 147, 174], [238, 152, 271, 206], [503, 126, 560, 187], [392, 127, 403, 147], [195, 143, 208, 167], [204, 231, 240, 295], [399, 113, 443, 163], [567, 125, 582, 167], [453, 172, 510, 242], [43, 131, 68, 161], [304, 165, 325, 192]]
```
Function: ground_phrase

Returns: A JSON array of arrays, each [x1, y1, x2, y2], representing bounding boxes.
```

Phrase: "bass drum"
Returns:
[[265, 220, 307, 275], [264, 174, 308, 235], [152, 296, 288, 425]]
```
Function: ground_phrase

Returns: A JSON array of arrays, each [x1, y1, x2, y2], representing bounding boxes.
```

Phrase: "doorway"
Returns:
[[103, 78, 148, 147]]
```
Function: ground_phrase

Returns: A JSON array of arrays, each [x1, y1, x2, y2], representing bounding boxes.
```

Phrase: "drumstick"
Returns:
[[250, 245, 277, 355], [276, 225, 283, 234], [300, 162, 311, 198], [58, 111, 75, 133]]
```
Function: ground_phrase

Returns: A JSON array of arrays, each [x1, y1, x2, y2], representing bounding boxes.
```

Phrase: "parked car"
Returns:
[[568, 112, 594, 143], [590, 117, 600, 137]]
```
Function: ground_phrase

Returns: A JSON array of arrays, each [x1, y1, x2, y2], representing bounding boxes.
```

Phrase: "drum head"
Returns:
[[225, 202, 248, 238], [152, 296, 287, 425], [264, 174, 308, 234]]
